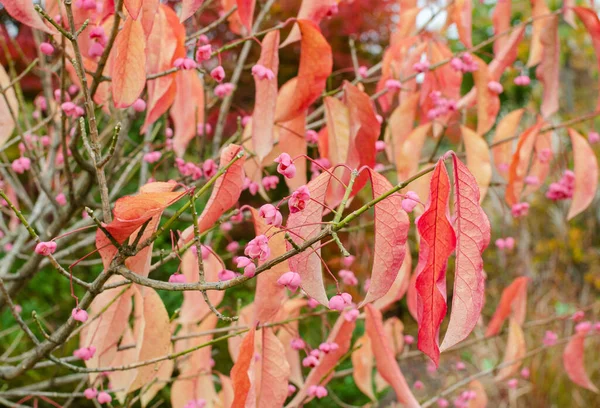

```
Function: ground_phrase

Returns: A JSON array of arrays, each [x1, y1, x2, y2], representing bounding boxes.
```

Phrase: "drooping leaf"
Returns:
[[280, 0, 337, 46], [527, 0, 551, 67], [495, 318, 526, 381], [365, 305, 420, 408], [416, 160, 456, 365], [285, 171, 333, 305], [489, 26, 526, 80], [256, 328, 291, 408], [287, 316, 356, 405], [274, 20, 332, 123], [573, 6, 600, 111], [112, 18, 147, 108], [467, 380, 489, 408], [563, 324, 599, 392], [492, 109, 525, 179], [180, 144, 246, 242], [278, 110, 307, 191], [473, 57, 500, 135], [523, 130, 553, 197], [237, 0, 256, 33], [252, 31, 280, 160], [440, 154, 490, 351], [383, 92, 420, 167], [124, 0, 142, 19], [395, 123, 432, 182], [536, 15, 559, 118], [373, 246, 412, 311], [485, 277, 528, 337], [140, 0, 160, 36], [0, 65, 17, 148], [452, 0, 472, 48], [567, 128, 599, 220], [461, 126, 492, 201], [170, 70, 205, 157], [276, 299, 306, 388], [180, 0, 205, 22], [231, 326, 257, 408], [492, 0, 511, 55], [1, 0, 54, 34], [352, 335, 375, 401], [563, 0, 576, 28], [506, 120, 545, 206], [360, 169, 409, 306], [248, 208, 288, 323], [96, 181, 184, 272]]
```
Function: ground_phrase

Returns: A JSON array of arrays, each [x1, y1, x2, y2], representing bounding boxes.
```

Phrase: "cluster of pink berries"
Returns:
[[251, 64, 275, 80], [546, 170, 575, 201], [183, 399, 206, 408], [427, 91, 458, 120], [339, 269, 358, 286], [511, 202, 530, 218], [495, 237, 515, 250], [89, 26, 108, 58], [514, 75, 531, 86], [73, 345, 96, 361], [83, 388, 112, 404], [12, 156, 32, 174], [450, 53, 479, 73]]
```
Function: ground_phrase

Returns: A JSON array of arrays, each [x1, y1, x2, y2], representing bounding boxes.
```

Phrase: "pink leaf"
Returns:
[[231, 326, 256, 408], [287, 316, 355, 405], [567, 128, 599, 220], [1, 0, 54, 34], [0, 65, 17, 148], [360, 169, 409, 306], [274, 20, 332, 123], [180, 0, 205, 22], [372, 245, 412, 311], [416, 160, 456, 365], [563, 325, 599, 392], [252, 31, 280, 160], [536, 15, 560, 118], [440, 154, 490, 351], [485, 277, 528, 337], [365, 305, 420, 408], [111, 18, 147, 108], [170, 70, 205, 157], [495, 318, 526, 381], [285, 171, 333, 305], [124, 0, 142, 19], [237, 0, 256, 33]]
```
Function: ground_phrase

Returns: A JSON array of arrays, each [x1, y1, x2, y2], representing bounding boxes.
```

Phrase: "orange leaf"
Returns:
[[452, 0, 472, 48], [573, 7, 600, 110], [373, 246, 412, 311], [180, 0, 205, 22], [112, 18, 147, 108], [170, 70, 205, 157], [536, 15, 559, 118], [395, 124, 432, 182], [0, 65, 17, 147], [365, 305, 420, 408], [287, 316, 356, 405], [489, 26, 526, 80], [495, 318, 526, 381], [563, 324, 599, 392], [237, 0, 256, 33], [467, 380, 489, 408], [461, 126, 492, 201], [274, 20, 332, 123], [440, 154, 490, 351], [285, 171, 333, 305], [492, 0, 511, 55], [352, 335, 375, 400], [485, 277, 528, 337], [384, 93, 420, 171], [473, 57, 500, 135], [523, 130, 553, 197], [527, 0, 551, 67], [231, 326, 257, 408], [280, 0, 337, 46], [506, 120, 545, 206], [492, 109, 525, 179], [278, 110, 308, 191], [257, 328, 291, 407], [252, 31, 280, 160], [1, 0, 54, 34], [124, 0, 142, 19], [567, 128, 599, 220], [360, 169, 409, 306], [416, 159, 456, 365]]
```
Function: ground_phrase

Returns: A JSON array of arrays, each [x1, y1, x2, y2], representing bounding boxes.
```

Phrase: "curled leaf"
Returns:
[[563, 324, 599, 392], [567, 128, 599, 220], [485, 277, 528, 337]]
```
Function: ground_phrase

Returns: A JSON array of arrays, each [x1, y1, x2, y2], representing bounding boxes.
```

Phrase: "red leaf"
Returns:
[[1, 0, 54, 34], [170, 70, 205, 157], [180, 0, 205, 22], [536, 15, 559, 118], [416, 160, 456, 365], [492, 0, 511, 55], [492, 109, 525, 179], [285, 171, 333, 305], [365, 305, 420, 408], [372, 245, 412, 311], [452, 0, 472, 48], [257, 328, 291, 407], [280, 0, 337, 46], [563, 325, 599, 392], [485, 277, 528, 337], [142, 4, 184, 133], [237, 0, 256, 33], [573, 7, 600, 110], [96, 181, 184, 272], [360, 169, 409, 306], [252, 31, 280, 160], [112, 18, 147, 108], [287, 316, 356, 405], [506, 120, 545, 206], [495, 318, 526, 381], [567, 128, 599, 220], [527, 0, 551, 67], [231, 326, 256, 408], [124, 0, 142, 19], [248, 208, 288, 323], [274, 20, 332, 123], [180, 144, 246, 242], [461, 126, 492, 201], [440, 154, 490, 351]]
